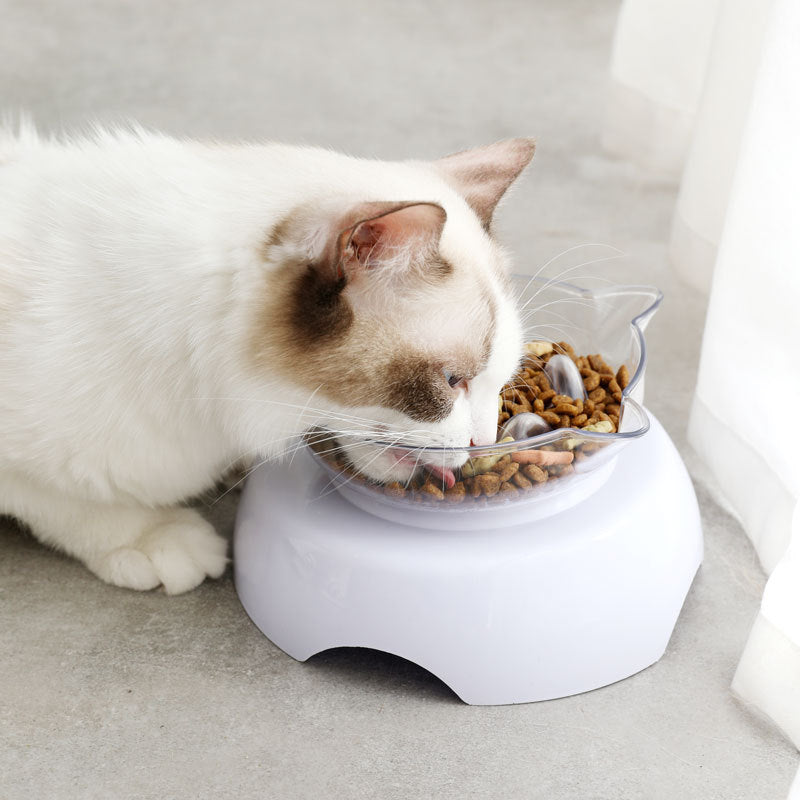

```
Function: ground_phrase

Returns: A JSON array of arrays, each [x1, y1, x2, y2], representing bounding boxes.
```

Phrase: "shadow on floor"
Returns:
[[306, 646, 462, 704]]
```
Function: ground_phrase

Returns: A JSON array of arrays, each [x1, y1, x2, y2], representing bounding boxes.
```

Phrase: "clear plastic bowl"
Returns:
[[306, 277, 662, 530]]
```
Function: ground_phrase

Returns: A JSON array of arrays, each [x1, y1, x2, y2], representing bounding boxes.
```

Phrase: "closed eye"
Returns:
[[443, 369, 468, 391]]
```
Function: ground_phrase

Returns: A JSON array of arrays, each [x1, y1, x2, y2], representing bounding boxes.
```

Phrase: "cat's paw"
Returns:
[[138, 512, 228, 594], [93, 510, 228, 594], [94, 546, 162, 591]]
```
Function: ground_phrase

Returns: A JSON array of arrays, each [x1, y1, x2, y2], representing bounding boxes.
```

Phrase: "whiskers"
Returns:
[[517, 242, 625, 301], [516, 242, 627, 345], [193, 392, 451, 504]]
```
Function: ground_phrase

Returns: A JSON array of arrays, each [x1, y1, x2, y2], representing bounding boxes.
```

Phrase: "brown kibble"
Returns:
[[522, 464, 548, 483], [559, 414, 571, 427], [419, 481, 444, 500], [539, 389, 556, 404], [511, 387, 528, 403], [553, 403, 579, 415], [512, 471, 532, 489], [465, 477, 482, 498], [498, 411, 510, 424], [589, 354, 613, 374], [384, 482, 406, 498], [523, 376, 540, 393], [551, 394, 574, 406], [508, 401, 530, 415], [498, 482, 518, 496], [547, 463, 575, 478], [557, 341, 576, 357], [493, 461, 519, 482], [533, 398, 544, 412], [540, 410, 561, 425], [588, 354, 604, 371], [584, 398, 595, 415], [605, 403, 621, 417], [444, 482, 466, 503], [571, 413, 588, 427], [617, 364, 630, 389], [607, 378, 621, 395], [588, 387, 606, 403], [583, 371, 600, 391], [475, 472, 502, 497]]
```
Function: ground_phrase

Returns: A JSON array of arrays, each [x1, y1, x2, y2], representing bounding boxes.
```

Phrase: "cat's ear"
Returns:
[[434, 138, 535, 230], [331, 201, 447, 280]]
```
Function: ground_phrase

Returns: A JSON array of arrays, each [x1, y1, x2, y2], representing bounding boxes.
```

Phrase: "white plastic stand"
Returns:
[[234, 413, 703, 705]]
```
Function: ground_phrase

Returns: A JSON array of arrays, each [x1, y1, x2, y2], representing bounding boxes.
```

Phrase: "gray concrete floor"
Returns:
[[1, 0, 797, 798]]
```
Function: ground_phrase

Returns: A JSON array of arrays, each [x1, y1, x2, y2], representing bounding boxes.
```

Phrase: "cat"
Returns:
[[0, 123, 533, 594]]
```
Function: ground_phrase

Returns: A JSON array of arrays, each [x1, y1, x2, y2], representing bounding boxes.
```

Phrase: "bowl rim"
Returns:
[[310, 276, 662, 456]]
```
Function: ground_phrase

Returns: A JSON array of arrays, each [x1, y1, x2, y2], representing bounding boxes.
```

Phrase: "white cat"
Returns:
[[0, 124, 533, 593]]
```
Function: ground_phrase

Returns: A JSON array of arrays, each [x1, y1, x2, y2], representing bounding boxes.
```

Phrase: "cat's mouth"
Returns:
[[386, 447, 456, 489]]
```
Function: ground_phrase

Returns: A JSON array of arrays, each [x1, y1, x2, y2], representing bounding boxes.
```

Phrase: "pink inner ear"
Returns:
[[341, 202, 447, 273], [435, 138, 535, 228], [350, 221, 382, 265]]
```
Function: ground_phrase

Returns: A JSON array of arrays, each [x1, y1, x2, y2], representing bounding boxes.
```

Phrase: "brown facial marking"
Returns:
[[251, 216, 502, 431], [287, 264, 353, 347], [384, 355, 453, 422]]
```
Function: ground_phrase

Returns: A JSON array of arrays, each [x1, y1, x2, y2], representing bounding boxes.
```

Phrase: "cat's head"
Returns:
[[252, 139, 534, 483]]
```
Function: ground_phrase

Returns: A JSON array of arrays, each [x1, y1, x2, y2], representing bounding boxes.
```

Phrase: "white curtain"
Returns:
[[669, 0, 774, 293], [791, 765, 800, 799], [606, 0, 800, 765], [603, 0, 722, 175]]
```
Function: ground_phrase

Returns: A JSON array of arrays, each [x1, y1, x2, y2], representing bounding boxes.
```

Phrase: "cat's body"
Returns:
[[0, 124, 532, 593]]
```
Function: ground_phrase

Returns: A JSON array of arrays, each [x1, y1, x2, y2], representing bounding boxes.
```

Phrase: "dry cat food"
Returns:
[[315, 341, 630, 506]]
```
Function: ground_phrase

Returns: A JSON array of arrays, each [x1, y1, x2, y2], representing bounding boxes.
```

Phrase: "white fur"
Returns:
[[0, 125, 523, 592]]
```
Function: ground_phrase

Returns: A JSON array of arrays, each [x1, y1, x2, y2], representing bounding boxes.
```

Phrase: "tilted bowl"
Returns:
[[306, 277, 662, 530]]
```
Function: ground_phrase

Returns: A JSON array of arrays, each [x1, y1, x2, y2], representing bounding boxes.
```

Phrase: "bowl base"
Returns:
[[234, 411, 702, 705]]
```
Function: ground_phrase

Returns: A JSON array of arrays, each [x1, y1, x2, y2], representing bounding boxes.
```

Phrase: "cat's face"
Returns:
[[252, 139, 534, 483]]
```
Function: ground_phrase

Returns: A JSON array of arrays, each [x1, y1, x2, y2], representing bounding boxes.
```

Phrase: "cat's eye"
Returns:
[[443, 369, 467, 390]]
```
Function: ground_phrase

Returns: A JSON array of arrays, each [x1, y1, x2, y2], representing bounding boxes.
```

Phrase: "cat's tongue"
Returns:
[[425, 463, 456, 489]]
